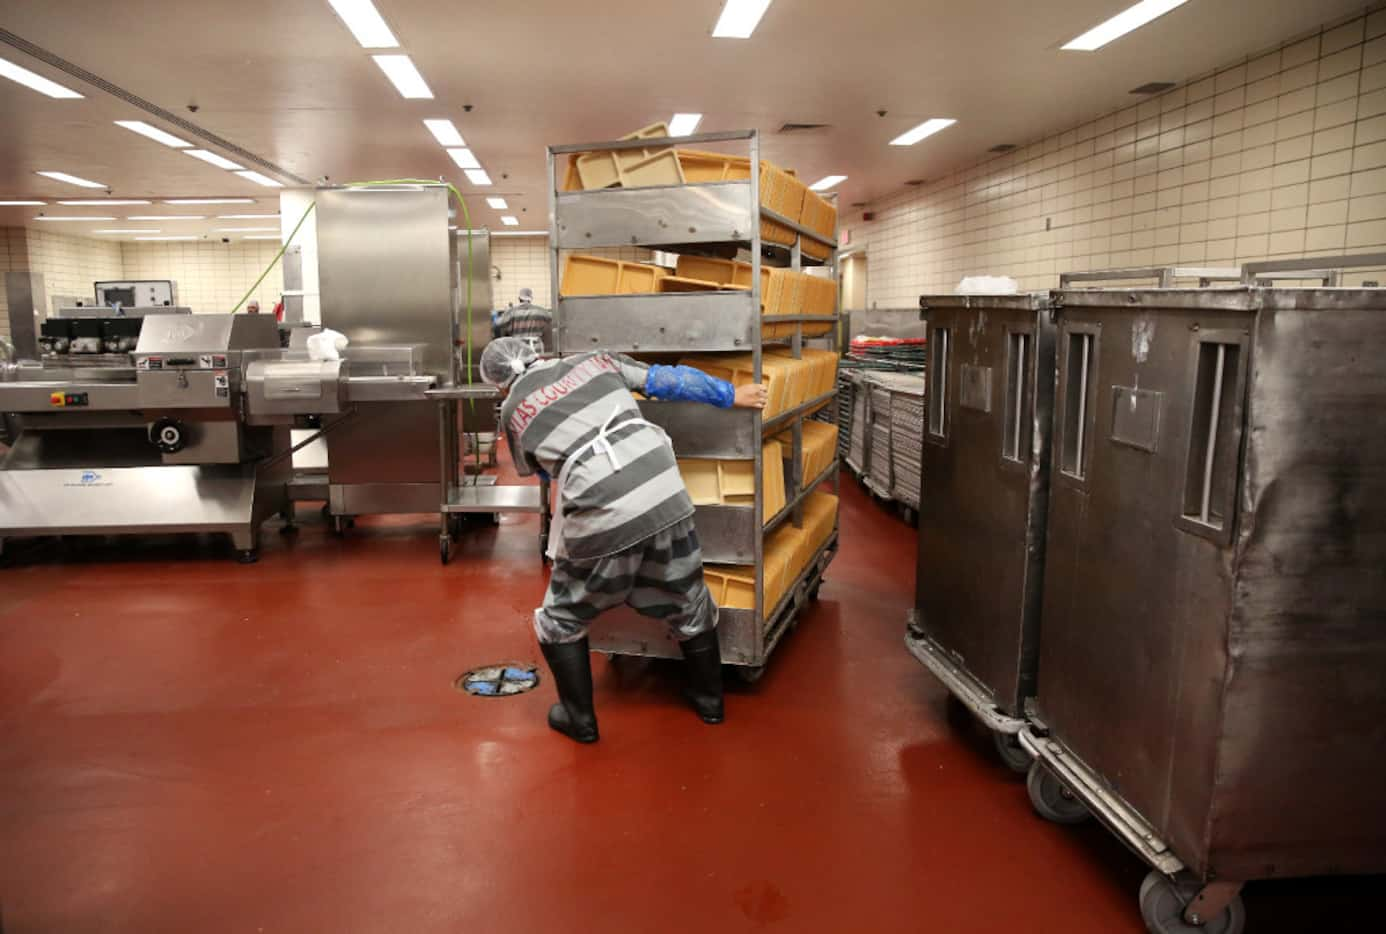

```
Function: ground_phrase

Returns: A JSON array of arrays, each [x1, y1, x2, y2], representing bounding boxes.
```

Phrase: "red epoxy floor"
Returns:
[[0, 460, 1375, 932]]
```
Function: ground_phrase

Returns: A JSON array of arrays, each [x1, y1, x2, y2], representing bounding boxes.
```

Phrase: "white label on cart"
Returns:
[[198, 354, 213, 369], [214, 371, 229, 389]]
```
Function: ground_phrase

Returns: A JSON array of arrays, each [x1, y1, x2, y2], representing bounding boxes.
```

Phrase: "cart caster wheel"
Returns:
[[331, 516, 346, 536], [1026, 762, 1089, 824], [279, 523, 298, 537], [808, 581, 822, 601], [236, 549, 259, 565], [992, 730, 1032, 774], [734, 664, 766, 685], [440, 539, 450, 566], [1139, 872, 1245, 934], [321, 504, 331, 518], [487, 513, 501, 526]]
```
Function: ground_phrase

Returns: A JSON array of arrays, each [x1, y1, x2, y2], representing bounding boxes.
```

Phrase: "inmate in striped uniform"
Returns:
[[494, 302, 554, 350], [500, 350, 716, 644]]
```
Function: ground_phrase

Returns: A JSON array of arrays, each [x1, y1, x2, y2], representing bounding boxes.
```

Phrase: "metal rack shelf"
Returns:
[[762, 390, 838, 433], [547, 128, 840, 672], [558, 292, 755, 354]]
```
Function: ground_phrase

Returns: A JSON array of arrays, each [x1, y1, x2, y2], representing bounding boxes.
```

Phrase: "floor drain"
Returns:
[[456, 664, 540, 697]]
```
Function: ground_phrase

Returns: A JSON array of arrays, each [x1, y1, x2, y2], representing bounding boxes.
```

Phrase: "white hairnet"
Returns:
[[518, 287, 534, 303], [480, 336, 539, 389]]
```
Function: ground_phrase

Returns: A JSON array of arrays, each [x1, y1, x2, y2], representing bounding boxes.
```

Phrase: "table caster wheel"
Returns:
[[236, 549, 259, 565], [992, 730, 1032, 774], [1026, 761, 1089, 824], [1139, 872, 1245, 934], [439, 538, 450, 566]]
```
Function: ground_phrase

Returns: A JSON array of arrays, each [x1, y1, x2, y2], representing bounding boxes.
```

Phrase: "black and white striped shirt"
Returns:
[[495, 302, 553, 350], [501, 351, 693, 560]]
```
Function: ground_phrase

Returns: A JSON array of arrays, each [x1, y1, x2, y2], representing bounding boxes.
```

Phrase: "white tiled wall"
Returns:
[[121, 241, 285, 314], [490, 237, 657, 309], [859, 9, 1386, 306]]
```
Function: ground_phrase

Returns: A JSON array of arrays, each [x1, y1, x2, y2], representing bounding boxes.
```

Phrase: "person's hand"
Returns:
[[734, 383, 769, 409]]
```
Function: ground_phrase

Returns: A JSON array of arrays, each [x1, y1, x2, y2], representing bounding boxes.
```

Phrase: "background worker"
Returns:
[[493, 287, 553, 352], [479, 336, 768, 744]]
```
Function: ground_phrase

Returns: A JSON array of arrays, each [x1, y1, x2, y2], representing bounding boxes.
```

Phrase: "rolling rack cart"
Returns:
[[546, 128, 841, 681], [432, 228, 550, 566], [1014, 259, 1386, 934], [429, 383, 550, 565]]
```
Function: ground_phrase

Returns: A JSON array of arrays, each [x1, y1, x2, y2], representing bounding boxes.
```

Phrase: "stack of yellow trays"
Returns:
[[767, 348, 838, 403], [678, 440, 786, 523], [561, 124, 834, 259], [705, 530, 795, 611], [560, 254, 667, 295], [773, 421, 839, 486], [799, 189, 839, 260], [797, 491, 839, 571]]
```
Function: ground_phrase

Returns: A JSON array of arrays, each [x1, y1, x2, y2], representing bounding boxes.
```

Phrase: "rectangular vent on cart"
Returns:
[[1060, 331, 1097, 480], [1002, 331, 1032, 462], [928, 327, 950, 440], [1182, 341, 1242, 531]]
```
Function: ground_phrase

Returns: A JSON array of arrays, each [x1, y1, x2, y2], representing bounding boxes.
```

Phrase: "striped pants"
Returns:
[[534, 515, 718, 645]]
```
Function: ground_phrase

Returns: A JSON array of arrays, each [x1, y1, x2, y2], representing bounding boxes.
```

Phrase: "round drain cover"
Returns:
[[457, 664, 540, 697]]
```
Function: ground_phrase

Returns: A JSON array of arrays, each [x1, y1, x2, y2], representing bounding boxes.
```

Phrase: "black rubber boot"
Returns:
[[680, 629, 725, 724], [539, 638, 599, 744]]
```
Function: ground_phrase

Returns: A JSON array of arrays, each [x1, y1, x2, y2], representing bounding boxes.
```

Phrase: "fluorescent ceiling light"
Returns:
[[327, 0, 398, 49], [136, 236, 198, 241], [0, 200, 46, 206], [114, 120, 191, 148], [128, 215, 206, 220], [372, 54, 432, 99], [236, 170, 284, 188], [94, 229, 161, 234], [889, 118, 956, 147], [500, 215, 519, 226], [58, 199, 151, 206], [218, 213, 279, 219], [809, 175, 847, 191], [424, 118, 465, 146], [669, 113, 703, 136], [35, 216, 116, 221], [243, 235, 282, 240], [185, 149, 245, 170], [1063, 0, 1189, 51], [165, 198, 256, 204], [0, 56, 83, 98], [36, 171, 106, 189], [217, 227, 279, 232], [712, 0, 773, 38], [446, 148, 481, 170], [490, 230, 547, 237], [464, 169, 492, 186], [486, 197, 508, 210]]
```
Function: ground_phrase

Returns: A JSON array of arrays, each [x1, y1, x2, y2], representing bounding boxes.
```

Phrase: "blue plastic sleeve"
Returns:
[[644, 364, 735, 408]]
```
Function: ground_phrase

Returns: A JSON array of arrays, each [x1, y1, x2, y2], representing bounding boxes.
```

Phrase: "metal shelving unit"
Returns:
[[546, 128, 841, 677]]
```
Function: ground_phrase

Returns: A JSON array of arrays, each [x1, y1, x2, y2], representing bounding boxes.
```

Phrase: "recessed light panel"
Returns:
[[712, 0, 773, 38], [1063, 0, 1190, 51], [889, 118, 956, 147]]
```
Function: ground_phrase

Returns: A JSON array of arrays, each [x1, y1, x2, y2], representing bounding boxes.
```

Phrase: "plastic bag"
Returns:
[[956, 276, 1019, 295]]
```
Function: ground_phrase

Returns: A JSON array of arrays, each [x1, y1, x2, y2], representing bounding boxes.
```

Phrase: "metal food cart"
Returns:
[[907, 293, 1055, 771], [1018, 285, 1386, 933]]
